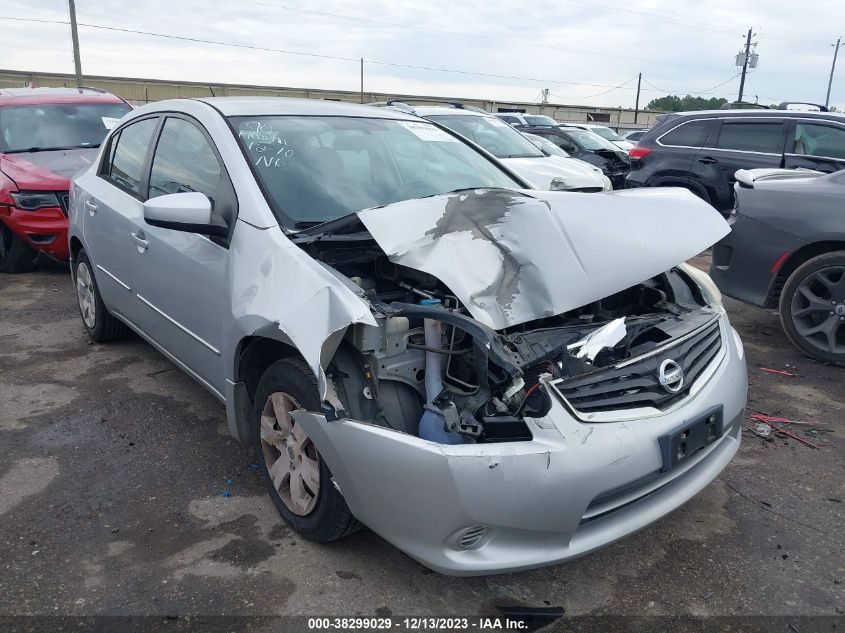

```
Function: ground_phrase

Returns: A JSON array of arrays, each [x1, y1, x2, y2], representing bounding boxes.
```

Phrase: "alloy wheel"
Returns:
[[76, 262, 97, 329], [260, 392, 321, 516], [790, 265, 845, 355]]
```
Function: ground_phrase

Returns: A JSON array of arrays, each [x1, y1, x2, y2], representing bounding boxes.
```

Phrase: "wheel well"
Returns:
[[69, 236, 83, 260], [768, 241, 845, 306], [236, 336, 303, 401]]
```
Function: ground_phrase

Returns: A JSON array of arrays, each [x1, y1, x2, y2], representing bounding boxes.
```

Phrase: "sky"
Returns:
[[0, 0, 842, 110]]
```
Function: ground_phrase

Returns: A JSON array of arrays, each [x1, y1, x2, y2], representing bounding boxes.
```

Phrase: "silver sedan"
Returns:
[[68, 97, 746, 575]]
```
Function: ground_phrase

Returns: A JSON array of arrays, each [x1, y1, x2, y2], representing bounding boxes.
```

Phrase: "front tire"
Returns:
[[73, 250, 129, 342], [253, 357, 361, 542], [0, 221, 36, 273], [779, 251, 845, 365]]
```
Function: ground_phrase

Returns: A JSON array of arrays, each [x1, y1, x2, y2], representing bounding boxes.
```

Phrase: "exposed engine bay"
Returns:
[[294, 221, 713, 445]]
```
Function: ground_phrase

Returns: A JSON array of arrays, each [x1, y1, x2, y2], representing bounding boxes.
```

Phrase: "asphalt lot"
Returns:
[[1, 254, 843, 621]]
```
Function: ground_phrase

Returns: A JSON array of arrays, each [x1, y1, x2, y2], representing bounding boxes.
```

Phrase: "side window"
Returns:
[[149, 118, 222, 207], [659, 120, 710, 148], [106, 118, 158, 194], [716, 121, 784, 154], [793, 123, 845, 159]]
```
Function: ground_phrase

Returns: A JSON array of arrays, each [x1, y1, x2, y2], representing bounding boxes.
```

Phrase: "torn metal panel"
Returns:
[[230, 224, 376, 396], [357, 187, 729, 330]]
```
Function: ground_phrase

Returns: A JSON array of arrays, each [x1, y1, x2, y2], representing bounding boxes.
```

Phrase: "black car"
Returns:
[[522, 126, 630, 188], [627, 109, 845, 213], [710, 168, 845, 364]]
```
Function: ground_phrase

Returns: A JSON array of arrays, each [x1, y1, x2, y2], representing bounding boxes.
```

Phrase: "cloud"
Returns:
[[0, 0, 841, 110]]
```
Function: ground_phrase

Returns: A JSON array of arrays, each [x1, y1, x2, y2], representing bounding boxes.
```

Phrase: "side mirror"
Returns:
[[143, 192, 227, 237]]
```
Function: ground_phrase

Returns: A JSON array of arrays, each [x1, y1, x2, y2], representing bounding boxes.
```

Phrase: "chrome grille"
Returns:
[[555, 319, 722, 415]]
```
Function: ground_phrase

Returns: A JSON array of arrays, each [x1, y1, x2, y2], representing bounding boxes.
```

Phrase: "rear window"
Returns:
[[794, 122, 845, 159], [716, 121, 784, 154], [659, 120, 710, 148]]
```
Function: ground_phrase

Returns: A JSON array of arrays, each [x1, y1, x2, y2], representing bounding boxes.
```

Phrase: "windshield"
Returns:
[[589, 126, 623, 142], [523, 115, 558, 127], [564, 129, 619, 151], [231, 115, 521, 226], [0, 103, 130, 153], [524, 133, 570, 158], [426, 114, 543, 159]]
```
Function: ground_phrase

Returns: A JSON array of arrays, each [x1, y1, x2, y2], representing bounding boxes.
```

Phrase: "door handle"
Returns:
[[84, 199, 98, 215], [131, 231, 149, 251], [697, 156, 718, 165]]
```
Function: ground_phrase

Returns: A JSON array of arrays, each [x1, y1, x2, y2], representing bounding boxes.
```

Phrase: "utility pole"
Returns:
[[360, 58, 364, 103], [68, 0, 83, 87], [826, 38, 843, 109], [634, 72, 642, 124], [737, 28, 752, 104]]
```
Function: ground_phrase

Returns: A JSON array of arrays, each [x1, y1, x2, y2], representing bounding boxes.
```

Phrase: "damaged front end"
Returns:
[[293, 187, 730, 444], [284, 187, 744, 574]]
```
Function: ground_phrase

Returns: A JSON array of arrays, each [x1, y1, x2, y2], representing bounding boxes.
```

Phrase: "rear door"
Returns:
[[79, 116, 159, 318], [131, 115, 236, 396], [697, 118, 787, 211], [784, 119, 845, 173]]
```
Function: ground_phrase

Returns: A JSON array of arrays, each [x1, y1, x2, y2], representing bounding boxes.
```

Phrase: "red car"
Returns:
[[0, 87, 131, 272]]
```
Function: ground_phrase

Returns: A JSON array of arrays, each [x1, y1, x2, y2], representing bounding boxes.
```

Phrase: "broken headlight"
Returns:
[[679, 263, 723, 307]]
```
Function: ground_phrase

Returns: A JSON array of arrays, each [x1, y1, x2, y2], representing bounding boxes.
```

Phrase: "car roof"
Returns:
[[193, 96, 421, 120], [0, 87, 126, 107], [669, 108, 845, 121], [413, 106, 491, 118]]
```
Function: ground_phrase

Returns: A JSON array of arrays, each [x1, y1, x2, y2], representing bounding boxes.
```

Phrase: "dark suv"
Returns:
[[626, 108, 845, 213]]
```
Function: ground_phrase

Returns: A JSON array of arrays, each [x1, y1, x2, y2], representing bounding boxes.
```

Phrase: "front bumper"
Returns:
[[0, 205, 69, 260], [295, 313, 747, 575]]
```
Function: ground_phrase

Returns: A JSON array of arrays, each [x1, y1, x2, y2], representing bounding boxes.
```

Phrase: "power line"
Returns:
[[578, 76, 638, 99], [0, 16, 669, 91], [641, 74, 740, 96], [236, 0, 736, 73]]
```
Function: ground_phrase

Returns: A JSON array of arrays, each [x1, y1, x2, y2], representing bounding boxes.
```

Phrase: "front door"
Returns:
[[131, 115, 236, 396]]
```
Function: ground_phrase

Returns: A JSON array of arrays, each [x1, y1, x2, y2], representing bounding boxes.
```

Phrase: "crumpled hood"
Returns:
[[0, 148, 98, 188], [357, 187, 729, 330], [501, 155, 606, 190]]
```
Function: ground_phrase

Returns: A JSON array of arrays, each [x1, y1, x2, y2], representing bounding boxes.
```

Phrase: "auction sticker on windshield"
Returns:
[[101, 117, 121, 129], [399, 121, 458, 142]]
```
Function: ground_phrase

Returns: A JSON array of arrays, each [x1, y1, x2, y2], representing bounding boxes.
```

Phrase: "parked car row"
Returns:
[[381, 103, 612, 192]]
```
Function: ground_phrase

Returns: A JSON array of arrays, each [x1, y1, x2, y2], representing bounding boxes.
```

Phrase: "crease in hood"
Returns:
[[357, 187, 729, 330]]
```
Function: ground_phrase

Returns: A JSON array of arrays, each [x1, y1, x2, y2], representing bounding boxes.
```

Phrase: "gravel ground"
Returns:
[[0, 255, 843, 626]]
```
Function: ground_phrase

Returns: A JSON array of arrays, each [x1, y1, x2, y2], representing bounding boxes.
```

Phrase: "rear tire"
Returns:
[[779, 251, 845, 365], [73, 250, 129, 342], [0, 221, 36, 273], [253, 357, 362, 542]]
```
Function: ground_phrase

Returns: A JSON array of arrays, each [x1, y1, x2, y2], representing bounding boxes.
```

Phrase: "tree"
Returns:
[[646, 95, 728, 112]]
